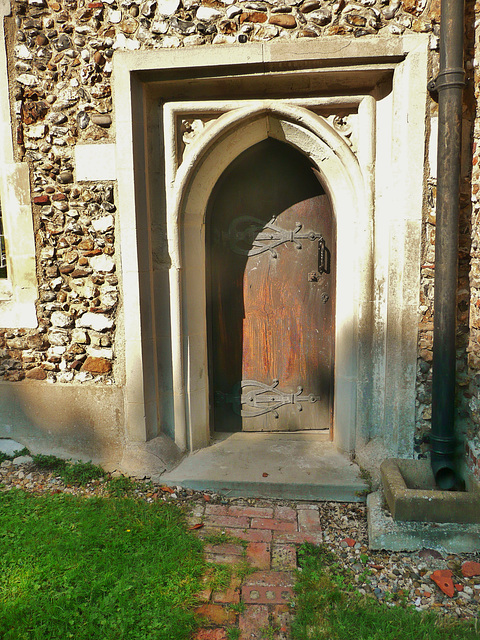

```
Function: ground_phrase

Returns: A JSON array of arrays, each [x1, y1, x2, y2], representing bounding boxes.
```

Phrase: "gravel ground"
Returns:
[[1, 458, 479, 623]]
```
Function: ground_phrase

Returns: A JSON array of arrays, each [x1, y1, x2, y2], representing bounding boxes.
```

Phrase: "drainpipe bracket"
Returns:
[[430, 67, 466, 93], [427, 78, 439, 102]]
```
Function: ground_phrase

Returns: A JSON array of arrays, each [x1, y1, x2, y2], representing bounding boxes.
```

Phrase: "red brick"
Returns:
[[205, 504, 230, 516], [33, 195, 50, 205], [204, 515, 250, 529], [246, 542, 271, 570], [273, 531, 323, 545], [461, 561, 480, 577], [194, 628, 228, 640], [271, 604, 292, 638], [273, 506, 297, 522], [430, 569, 455, 598], [196, 587, 212, 602], [227, 528, 273, 543], [251, 518, 296, 532], [228, 506, 274, 518], [204, 543, 244, 556], [298, 509, 322, 532], [241, 571, 294, 605], [271, 544, 297, 570], [239, 605, 269, 640], [213, 576, 241, 604], [205, 553, 244, 566], [194, 604, 237, 625], [212, 587, 240, 604]]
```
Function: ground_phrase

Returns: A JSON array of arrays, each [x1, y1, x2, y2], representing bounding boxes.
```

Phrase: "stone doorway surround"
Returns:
[[109, 35, 429, 468]]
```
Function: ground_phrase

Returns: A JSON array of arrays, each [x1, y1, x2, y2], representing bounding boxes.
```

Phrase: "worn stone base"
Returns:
[[367, 491, 480, 554]]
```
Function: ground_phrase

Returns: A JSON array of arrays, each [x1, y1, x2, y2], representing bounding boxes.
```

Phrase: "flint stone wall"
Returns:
[[2, 0, 480, 462]]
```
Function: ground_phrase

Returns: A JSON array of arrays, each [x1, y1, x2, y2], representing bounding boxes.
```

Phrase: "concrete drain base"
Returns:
[[367, 491, 480, 553], [380, 459, 480, 524]]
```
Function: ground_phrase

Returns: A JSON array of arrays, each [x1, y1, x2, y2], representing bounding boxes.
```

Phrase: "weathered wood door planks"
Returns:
[[208, 139, 335, 433]]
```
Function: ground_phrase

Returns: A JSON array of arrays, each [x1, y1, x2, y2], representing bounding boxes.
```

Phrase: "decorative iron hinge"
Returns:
[[215, 379, 319, 418], [223, 216, 324, 258]]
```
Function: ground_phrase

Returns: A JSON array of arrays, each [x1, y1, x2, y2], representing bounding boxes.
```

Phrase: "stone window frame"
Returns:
[[112, 35, 429, 456], [0, 0, 37, 328]]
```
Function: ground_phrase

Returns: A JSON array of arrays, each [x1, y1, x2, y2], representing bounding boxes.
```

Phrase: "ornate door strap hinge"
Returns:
[[223, 216, 324, 258], [215, 379, 320, 418]]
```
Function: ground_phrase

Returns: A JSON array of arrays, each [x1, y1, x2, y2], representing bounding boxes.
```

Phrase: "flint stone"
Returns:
[[163, 35, 182, 47], [86, 347, 114, 359], [76, 312, 113, 331], [91, 114, 112, 127], [308, 8, 332, 27], [157, 0, 180, 14], [141, 0, 156, 16], [240, 11, 267, 22], [28, 123, 46, 138], [213, 33, 236, 44], [183, 34, 205, 45], [81, 356, 112, 374], [27, 334, 48, 349], [269, 13, 296, 27], [382, 0, 400, 19], [171, 17, 196, 34], [226, 5, 242, 18], [271, 5, 292, 12], [196, 6, 222, 19], [48, 330, 70, 346], [113, 33, 140, 49], [17, 73, 38, 86], [26, 367, 47, 381], [92, 215, 114, 233], [6, 337, 27, 349], [51, 310, 74, 328], [57, 371, 75, 383], [108, 9, 122, 21], [90, 254, 115, 272], [58, 170, 74, 184], [120, 17, 139, 33], [71, 328, 88, 343], [54, 34, 72, 51], [15, 44, 33, 59], [151, 19, 169, 33], [252, 24, 278, 39]]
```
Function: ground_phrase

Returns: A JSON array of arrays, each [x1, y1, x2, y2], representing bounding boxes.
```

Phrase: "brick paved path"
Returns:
[[189, 501, 323, 640]]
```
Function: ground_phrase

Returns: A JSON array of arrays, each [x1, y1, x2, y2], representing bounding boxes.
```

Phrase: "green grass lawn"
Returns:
[[292, 544, 479, 640], [0, 489, 205, 640]]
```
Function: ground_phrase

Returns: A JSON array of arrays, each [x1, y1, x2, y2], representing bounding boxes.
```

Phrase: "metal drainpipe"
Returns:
[[430, 0, 465, 490]]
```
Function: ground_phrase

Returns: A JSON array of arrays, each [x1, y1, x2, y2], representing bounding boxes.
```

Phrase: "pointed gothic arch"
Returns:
[[165, 104, 370, 452]]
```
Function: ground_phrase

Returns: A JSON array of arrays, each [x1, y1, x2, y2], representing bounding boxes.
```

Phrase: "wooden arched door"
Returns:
[[207, 138, 335, 433]]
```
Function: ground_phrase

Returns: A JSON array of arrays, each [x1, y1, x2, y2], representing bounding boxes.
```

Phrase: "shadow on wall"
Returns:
[[0, 381, 125, 468]]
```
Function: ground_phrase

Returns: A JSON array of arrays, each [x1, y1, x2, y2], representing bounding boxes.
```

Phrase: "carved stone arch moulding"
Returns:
[[164, 101, 371, 452], [113, 39, 428, 462]]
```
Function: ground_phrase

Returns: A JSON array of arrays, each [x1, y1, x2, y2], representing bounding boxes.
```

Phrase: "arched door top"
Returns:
[[166, 101, 370, 452], [171, 102, 365, 241]]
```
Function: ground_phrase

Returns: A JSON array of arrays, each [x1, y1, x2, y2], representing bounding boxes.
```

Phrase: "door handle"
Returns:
[[319, 238, 328, 274]]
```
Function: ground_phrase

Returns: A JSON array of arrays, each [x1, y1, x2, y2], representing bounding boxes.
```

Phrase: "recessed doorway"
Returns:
[[207, 138, 335, 435]]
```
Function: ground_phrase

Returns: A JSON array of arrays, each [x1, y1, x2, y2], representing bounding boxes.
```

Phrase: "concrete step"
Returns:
[[160, 431, 368, 502]]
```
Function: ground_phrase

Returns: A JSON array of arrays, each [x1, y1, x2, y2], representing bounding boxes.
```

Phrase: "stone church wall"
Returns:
[[1, 0, 480, 471]]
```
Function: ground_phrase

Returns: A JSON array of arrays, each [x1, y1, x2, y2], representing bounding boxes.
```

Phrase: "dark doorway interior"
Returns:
[[207, 138, 335, 434]]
